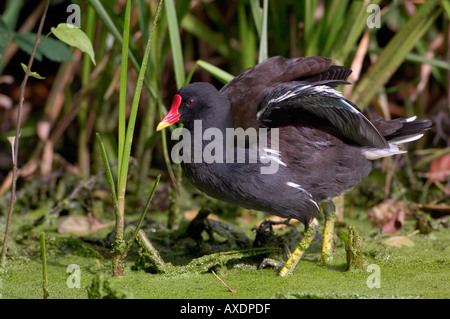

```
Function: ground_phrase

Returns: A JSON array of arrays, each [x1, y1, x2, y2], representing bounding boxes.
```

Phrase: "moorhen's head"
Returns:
[[157, 82, 228, 131]]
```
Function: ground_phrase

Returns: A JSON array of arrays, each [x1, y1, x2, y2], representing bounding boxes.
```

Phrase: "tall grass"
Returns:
[[95, 0, 164, 276]]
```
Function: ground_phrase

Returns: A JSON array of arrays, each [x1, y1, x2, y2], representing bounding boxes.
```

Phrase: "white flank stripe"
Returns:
[[286, 182, 320, 211], [262, 148, 287, 167], [264, 148, 279, 154]]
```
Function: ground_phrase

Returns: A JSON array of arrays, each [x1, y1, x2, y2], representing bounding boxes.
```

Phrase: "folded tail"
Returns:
[[363, 116, 432, 160]]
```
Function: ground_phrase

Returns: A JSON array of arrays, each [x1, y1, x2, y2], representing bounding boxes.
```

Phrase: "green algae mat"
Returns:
[[1, 216, 448, 299]]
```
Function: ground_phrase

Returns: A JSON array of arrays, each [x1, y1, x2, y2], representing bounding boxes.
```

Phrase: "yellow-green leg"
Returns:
[[278, 217, 320, 276], [320, 201, 336, 263]]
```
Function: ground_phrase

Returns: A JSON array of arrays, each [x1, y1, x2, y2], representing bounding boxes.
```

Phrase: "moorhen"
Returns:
[[157, 56, 431, 276]]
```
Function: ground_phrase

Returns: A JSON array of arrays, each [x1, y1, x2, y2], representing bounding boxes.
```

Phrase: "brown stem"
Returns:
[[1, 0, 51, 266], [211, 269, 236, 293]]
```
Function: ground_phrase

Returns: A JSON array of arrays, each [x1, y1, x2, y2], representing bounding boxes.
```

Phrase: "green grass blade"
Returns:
[[333, 0, 381, 63], [197, 59, 234, 84], [258, 0, 268, 63], [185, 60, 199, 85], [117, 0, 131, 187], [238, 2, 256, 70], [303, 0, 318, 56], [78, 4, 96, 178], [366, 49, 450, 71], [2, 0, 23, 30], [86, 0, 121, 43], [201, 1, 230, 41], [181, 13, 231, 59], [249, 0, 262, 37], [86, 0, 158, 99], [137, 0, 150, 44], [442, 0, 450, 18], [352, 0, 442, 110], [95, 133, 119, 215], [118, 0, 164, 199], [185, 60, 234, 85], [321, 0, 349, 57], [165, 0, 185, 89]]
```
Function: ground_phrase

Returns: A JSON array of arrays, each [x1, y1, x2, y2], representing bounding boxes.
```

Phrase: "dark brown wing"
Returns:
[[220, 56, 336, 129]]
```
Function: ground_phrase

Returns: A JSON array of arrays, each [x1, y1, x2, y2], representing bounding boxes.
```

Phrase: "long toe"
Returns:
[[258, 258, 285, 270]]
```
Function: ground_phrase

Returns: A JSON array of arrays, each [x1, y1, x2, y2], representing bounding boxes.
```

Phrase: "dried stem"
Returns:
[[211, 269, 236, 293], [1, 0, 51, 267]]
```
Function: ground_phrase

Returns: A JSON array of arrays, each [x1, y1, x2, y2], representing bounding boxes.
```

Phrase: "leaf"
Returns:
[[368, 200, 413, 234], [51, 23, 96, 65], [381, 209, 405, 234], [35, 35, 73, 63], [382, 236, 415, 247], [0, 16, 13, 50], [13, 33, 43, 61], [381, 230, 420, 247], [57, 215, 115, 235], [428, 153, 450, 182], [13, 32, 73, 63], [21, 63, 45, 79], [369, 199, 414, 227]]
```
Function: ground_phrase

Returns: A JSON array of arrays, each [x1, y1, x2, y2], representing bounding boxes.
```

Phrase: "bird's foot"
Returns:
[[278, 217, 320, 276], [258, 219, 294, 232], [258, 258, 285, 270]]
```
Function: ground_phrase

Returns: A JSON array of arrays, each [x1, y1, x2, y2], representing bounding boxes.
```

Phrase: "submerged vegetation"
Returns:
[[0, 0, 449, 299]]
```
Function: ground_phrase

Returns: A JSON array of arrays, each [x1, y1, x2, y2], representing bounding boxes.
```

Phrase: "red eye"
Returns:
[[187, 99, 195, 106]]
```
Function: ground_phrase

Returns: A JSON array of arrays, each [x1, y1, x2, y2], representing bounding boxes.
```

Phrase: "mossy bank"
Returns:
[[1, 216, 448, 299]]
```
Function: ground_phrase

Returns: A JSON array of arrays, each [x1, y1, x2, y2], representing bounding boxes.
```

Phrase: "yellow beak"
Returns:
[[156, 121, 172, 131]]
